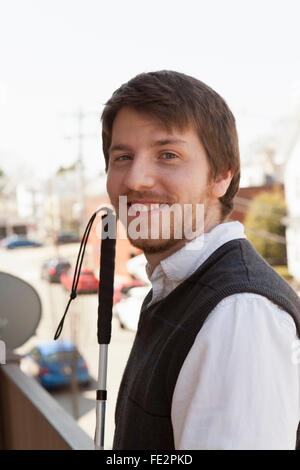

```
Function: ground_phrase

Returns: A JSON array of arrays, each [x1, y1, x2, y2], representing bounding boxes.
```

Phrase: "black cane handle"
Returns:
[[97, 211, 116, 344]]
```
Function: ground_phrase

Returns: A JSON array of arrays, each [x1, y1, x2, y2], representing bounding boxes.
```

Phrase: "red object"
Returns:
[[39, 366, 50, 376], [60, 268, 99, 293], [113, 278, 146, 305], [48, 267, 56, 276]]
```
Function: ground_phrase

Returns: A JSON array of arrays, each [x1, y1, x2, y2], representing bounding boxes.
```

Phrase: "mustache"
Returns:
[[120, 192, 174, 204]]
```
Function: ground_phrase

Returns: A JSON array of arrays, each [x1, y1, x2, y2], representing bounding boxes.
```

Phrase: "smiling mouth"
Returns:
[[127, 202, 169, 214]]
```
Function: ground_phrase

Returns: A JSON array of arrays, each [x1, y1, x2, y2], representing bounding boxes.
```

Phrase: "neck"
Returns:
[[144, 238, 187, 270]]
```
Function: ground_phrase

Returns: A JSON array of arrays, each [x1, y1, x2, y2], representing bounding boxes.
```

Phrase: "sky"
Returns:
[[0, 0, 300, 181]]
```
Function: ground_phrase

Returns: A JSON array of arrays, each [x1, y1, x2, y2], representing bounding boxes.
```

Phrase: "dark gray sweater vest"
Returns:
[[113, 239, 300, 450]]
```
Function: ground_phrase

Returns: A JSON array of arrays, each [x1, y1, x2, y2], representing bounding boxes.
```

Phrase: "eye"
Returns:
[[160, 152, 178, 160], [114, 154, 132, 161]]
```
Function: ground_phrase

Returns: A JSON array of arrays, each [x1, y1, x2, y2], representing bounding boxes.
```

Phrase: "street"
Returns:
[[1, 242, 136, 449]]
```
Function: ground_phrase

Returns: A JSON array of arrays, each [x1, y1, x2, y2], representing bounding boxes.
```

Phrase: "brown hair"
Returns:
[[101, 70, 240, 220]]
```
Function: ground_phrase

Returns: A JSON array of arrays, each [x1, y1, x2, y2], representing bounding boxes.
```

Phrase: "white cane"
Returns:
[[54, 207, 116, 451], [94, 209, 116, 450]]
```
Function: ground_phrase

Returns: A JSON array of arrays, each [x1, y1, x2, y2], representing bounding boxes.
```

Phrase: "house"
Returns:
[[230, 184, 284, 224]]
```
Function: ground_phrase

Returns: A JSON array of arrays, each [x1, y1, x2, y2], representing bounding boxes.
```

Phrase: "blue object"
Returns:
[[27, 340, 90, 389], [3, 235, 42, 249]]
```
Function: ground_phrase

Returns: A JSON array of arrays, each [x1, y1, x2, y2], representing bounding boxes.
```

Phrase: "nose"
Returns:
[[123, 155, 155, 192]]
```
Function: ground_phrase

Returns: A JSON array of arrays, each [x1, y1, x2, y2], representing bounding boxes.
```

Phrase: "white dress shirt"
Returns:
[[145, 221, 300, 450]]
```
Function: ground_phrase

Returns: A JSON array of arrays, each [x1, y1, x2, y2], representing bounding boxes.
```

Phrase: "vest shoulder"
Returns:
[[188, 238, 300, 307], [194, 238, 285, 282]]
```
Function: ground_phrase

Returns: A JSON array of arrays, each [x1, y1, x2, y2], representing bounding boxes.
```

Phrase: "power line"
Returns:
[[231, 200, 287, 244], [243, 226, 286, 245], [234, 196, 286, 215], [233, 201, 285, 222]]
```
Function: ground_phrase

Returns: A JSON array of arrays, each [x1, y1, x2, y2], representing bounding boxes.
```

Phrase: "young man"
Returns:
[[102, 70, 300, 450]]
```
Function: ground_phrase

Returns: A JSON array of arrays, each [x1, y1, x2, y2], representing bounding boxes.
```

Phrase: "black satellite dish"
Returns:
[[0, 271, 42, 350]]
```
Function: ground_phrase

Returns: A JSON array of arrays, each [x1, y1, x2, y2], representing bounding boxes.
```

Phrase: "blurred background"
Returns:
[[0, 0, 300, 450]]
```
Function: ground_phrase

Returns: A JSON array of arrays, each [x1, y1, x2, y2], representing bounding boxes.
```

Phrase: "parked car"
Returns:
[[22, 340, 90, 389], [126, 253, 149, 283], [41, 257, 71, 283], [113, 277, 147, 305], [60, 268, 99, 293], [1, 235, 43, 249], [114, 285, 151, 331], [55, 231, 80, 245]]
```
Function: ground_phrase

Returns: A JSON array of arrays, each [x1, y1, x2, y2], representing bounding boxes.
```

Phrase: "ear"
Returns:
[[211, 170, 234, 199]]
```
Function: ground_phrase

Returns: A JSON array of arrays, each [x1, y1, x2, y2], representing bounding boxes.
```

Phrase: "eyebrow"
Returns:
[[109, 137, 188, 154]]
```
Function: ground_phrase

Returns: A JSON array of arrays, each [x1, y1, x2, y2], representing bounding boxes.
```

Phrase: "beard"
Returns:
[[127, 232, 184, 254], [113, 181, 214, 256]]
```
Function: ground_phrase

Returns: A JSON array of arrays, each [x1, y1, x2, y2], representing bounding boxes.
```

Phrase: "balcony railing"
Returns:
[[0, 354, 94, 450]]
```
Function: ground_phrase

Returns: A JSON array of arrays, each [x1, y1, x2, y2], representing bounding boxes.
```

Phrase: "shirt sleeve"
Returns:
[[171, 293, 300, 450]]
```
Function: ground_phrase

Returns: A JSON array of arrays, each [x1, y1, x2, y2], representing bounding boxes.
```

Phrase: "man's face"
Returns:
[[106, 107, 220, 256]]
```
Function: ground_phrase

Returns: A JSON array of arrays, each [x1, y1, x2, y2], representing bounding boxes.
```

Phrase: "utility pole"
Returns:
[[76, 108, 87, 236], [62, 109, 98, 237]]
